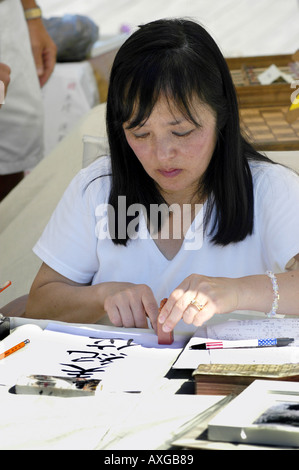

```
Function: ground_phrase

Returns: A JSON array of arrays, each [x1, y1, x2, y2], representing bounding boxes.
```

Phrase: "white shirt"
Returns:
[[33, 156, 299, 310]]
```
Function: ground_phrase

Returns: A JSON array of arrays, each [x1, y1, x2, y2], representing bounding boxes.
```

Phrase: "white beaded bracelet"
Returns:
[[266, 271, 280, 317]]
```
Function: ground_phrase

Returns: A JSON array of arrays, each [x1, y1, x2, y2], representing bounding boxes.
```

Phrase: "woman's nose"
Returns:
[[154, 136, 176, 160]]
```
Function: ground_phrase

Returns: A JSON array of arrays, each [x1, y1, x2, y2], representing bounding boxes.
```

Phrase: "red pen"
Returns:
[[0, 281, 11, 293]]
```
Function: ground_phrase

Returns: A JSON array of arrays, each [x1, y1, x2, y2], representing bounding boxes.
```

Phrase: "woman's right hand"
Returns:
[[102, 282, 159, 331], [27, 263, 159, 328]]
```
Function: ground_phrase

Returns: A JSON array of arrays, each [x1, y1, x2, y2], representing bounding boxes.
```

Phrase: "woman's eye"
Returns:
[[172, 130, 194, 137], [131, 129, 195, 139], [133, 132, 149, 139]]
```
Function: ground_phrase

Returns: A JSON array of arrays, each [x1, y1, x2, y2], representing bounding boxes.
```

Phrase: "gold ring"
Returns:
[[189, 299, 205, 312]]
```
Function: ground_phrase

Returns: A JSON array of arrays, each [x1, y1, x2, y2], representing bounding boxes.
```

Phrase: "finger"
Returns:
[[141, 293, 159, 332], [39, 48, 56, 87], [0, 62, 11, 73], [129, 298, 149, 329], [161, 290, 209, 330], [182, 307, 197, 324], [107, 305, 123, 327], [193, 311, 213, 327], [0, 64, 11, 106], [0, 63, 11, 84], [184, 295, 208, 324], [31, 43, 44, 79], [193, 303, 215, 327], [158, 288, 191, 332], [118, 303, 135, 328], [158, 288, 184, 323], [189, 298, 207, 315]]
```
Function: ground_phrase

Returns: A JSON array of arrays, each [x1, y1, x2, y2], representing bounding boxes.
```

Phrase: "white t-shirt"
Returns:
[[33, 156, 299, 313]]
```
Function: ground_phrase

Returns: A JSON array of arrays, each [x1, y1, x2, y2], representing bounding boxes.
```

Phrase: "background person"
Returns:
[[0, 0, 56, 201]]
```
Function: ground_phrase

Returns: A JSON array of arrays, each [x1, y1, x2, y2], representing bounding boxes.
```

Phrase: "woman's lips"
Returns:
[[158, 168, 182, 178]]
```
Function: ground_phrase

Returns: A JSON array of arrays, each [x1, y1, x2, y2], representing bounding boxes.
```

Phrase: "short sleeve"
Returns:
[[255, 164, 299, 271], [33, 159, 110, 283]]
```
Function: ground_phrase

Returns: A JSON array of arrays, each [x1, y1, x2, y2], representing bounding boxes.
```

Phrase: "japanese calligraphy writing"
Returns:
[[59, 337, 137, 379]]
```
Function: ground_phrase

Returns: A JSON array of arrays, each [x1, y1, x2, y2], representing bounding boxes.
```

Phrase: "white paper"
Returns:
[[173, 319, 299, 369], [42, 62, 99, 155], [206, 318, 299, 341], [258, 64, 293, 85], [0, 324, 185, 391], [45, 321, 187, 349], [208, 380, 299, 447]]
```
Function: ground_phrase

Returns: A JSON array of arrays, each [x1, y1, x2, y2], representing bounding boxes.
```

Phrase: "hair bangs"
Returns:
[[120, 49, 205, 130]]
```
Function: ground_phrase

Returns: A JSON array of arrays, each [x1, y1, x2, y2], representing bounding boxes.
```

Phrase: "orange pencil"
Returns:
[[0, 281, 11, 293], [0, 339, 30, 360]]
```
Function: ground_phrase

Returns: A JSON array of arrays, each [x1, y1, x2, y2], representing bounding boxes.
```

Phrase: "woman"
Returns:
[[26, 18, 299, 333]]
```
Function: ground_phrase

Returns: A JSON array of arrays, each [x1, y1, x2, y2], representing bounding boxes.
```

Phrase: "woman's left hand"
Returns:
[[158, 274, 240, 331]]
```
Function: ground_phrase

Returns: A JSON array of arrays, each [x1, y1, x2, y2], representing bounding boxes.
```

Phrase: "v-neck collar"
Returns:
[[138, 204, 205, 262]]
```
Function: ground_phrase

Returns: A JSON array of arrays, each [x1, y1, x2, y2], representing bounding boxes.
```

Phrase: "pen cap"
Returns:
[[276, 337, 294, 347]]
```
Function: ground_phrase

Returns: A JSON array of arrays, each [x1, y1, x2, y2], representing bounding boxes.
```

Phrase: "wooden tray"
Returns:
[[226, 54, 299, 107], [240, 105, 299, 151], [226, 53, 299, 150]]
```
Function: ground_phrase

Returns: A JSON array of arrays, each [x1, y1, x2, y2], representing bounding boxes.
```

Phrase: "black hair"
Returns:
[[106, 17, 273, 246]]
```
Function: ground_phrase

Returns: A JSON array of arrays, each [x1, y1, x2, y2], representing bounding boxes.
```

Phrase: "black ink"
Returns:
[[59, 337, 137, 379]]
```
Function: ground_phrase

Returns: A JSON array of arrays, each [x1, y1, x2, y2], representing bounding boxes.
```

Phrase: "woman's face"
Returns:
[[123, 95, 217, 205]]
